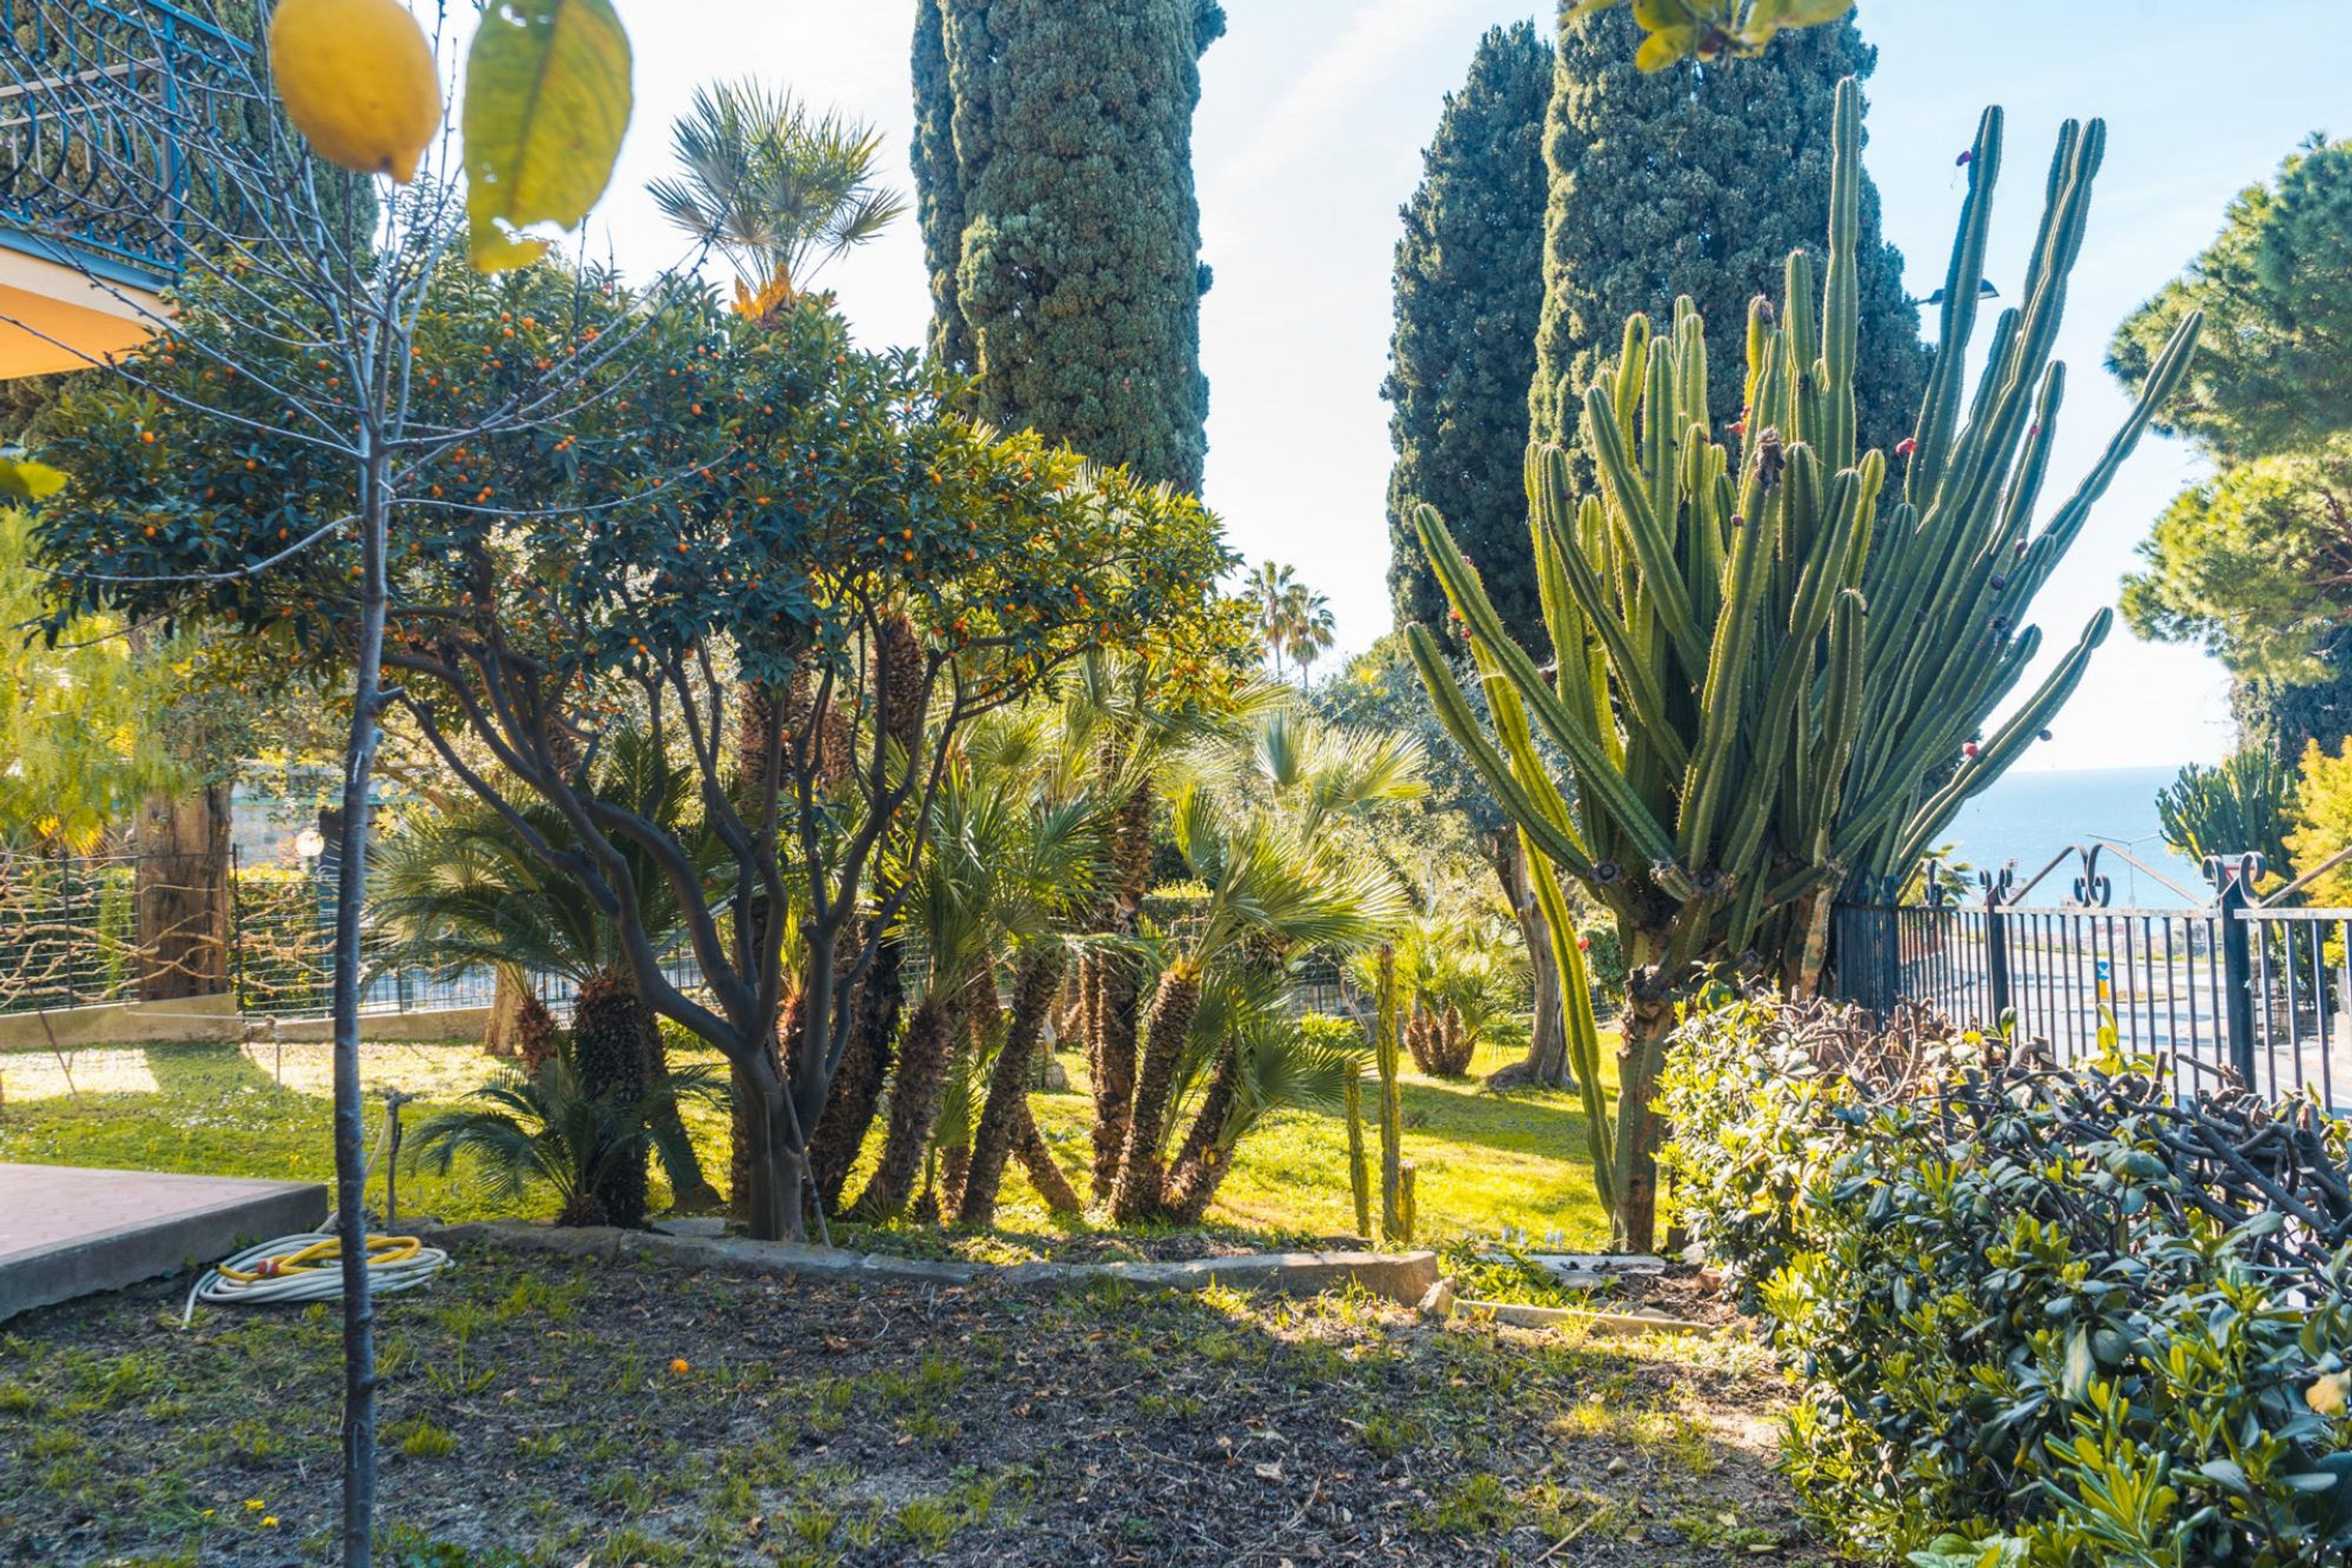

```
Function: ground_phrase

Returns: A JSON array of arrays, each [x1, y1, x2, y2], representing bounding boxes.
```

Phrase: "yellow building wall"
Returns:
[[0, 247, 162, 379]]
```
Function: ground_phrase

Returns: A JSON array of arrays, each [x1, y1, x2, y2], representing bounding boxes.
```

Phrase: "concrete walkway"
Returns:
[[0, 1163, 327, 1321]]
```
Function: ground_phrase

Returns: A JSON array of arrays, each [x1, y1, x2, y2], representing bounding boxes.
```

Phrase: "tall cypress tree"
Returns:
[[913, 0, 1225, 492], [1528, 4, 1923, 456], [1384, 22, 1554, 650]]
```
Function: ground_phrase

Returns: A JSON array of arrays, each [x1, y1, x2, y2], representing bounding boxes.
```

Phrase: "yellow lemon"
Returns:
[[270, 0, 441, 183]]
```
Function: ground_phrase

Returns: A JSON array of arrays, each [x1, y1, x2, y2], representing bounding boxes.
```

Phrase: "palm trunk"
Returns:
[[846, 996, 951, 1224], [1110, 964, 1200, 1225], [957, 947, 1065, 1227], [572, 969, 652, 1228], [482, 964, 527, 1057], [808, 927, 902, 1209], [1088, 950, 1139, 1200], [1012, 1102, 1082, 1214], [133, 782, 231, 1001], [1160, 1040, 1238, 1225]]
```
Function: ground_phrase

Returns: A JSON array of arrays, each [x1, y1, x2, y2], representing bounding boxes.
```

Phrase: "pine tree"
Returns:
[[1527, 4, 1922, 457], [1385, 22, 1555, 649], [913, 0, 1225, 492]]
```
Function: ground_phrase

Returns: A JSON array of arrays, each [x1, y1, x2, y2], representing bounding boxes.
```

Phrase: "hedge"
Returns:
[[1663, 996, 2352, 1566]]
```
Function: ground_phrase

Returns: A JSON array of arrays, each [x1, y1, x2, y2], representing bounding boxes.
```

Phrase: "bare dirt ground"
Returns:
[[0, 1237, 1829, 1566]]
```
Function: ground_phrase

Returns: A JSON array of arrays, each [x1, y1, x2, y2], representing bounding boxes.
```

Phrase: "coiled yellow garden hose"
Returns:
[[183, 1229, 452, 1323], [180, 1091, 452, 1324]]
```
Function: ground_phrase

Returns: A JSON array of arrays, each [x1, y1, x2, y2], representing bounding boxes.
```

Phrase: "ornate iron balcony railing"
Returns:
[[1, 0, 252, 292]]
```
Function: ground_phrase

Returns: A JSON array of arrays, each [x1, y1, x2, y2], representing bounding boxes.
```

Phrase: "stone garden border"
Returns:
[[423, 1219, 1442, 1307]]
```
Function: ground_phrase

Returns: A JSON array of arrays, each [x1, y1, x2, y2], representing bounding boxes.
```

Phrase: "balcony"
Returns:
[[0, 1, 250, 379]]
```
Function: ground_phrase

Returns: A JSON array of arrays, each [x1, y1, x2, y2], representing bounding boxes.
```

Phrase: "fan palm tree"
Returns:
[[1106, 712, 1417, 1223], [846, 718, 1105, 1224], [371, 730, 725, 1219], [408, 1044, 727, 1228], [649, 78, 906, 296]]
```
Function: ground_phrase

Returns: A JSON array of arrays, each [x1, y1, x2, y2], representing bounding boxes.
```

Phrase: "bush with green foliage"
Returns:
[[1664, 997, 2352, 1565]]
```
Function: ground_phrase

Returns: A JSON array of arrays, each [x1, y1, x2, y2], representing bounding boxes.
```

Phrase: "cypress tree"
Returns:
[[1384, 22, 1555, 649], [913, 0, 1225, 492], [1528, 4, 1923, 457]]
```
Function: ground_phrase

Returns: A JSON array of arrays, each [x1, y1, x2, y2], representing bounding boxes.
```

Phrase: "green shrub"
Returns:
[[1664, 997, 2352, 1566]]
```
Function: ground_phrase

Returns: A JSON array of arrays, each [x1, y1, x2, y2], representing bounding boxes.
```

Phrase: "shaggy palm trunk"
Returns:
[[808, 927, 902, 1210], [847, 996, 951, 1224], [639, 1004, 719, 1209], [1161, 1041, 1239, 1225], [1109, 964, 1201, 1225], [1087, 951, 1141, 1200], [958, 947, 1065, 1227], [481, 964, 527, 1056], [514, 991, 559, 1072], [572, 969, 652, 1228], [1088, 779, 1154, 1199], [1012, 1103, 1083, 1214]]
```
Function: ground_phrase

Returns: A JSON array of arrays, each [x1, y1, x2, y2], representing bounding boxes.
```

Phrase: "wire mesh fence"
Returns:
[[0, 847, 701, 1025]]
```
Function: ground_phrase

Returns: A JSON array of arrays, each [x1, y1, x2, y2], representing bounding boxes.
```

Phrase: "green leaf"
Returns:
[[2060, 1327, 2094, 1402], [2198, 1457, 2250, 1494], [463, 0, 634, 273], [1634, 26, 1698, 71], [1632, 0, 1700, 27], [0, 455, 68, 502]]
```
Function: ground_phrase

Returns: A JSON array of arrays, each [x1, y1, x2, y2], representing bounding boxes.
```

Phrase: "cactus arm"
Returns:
[[1522, 838, 1617, 1197], [1536, 495, 1689, 773], [1419, 504, 1692, 822], [2008, 310, 2200, 601], [1406, 624, 1605, 884], [1583, 385, 1705, 666], [1906, 106, 2002, 509], [1893, 610, 2110, 869], [1819, 77, 1862, 470]]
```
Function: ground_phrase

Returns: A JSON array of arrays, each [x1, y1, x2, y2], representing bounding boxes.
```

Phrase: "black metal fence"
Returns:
[[1831, 847, 2351, 1107]]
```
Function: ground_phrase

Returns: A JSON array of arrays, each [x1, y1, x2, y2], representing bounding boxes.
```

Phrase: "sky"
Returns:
[[580, 0, 2347, 774]]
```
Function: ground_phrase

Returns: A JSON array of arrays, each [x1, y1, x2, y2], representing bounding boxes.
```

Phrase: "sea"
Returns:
[[1939, 765, 2209, 909]]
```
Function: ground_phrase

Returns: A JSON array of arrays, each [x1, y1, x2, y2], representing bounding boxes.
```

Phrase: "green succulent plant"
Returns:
[[1410, 77, 2201, 1249]]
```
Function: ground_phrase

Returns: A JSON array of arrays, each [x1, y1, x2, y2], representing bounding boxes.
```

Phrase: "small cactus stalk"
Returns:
[[1345, 1072, 1372, 1241], [1376, 946, 1406, 1243]]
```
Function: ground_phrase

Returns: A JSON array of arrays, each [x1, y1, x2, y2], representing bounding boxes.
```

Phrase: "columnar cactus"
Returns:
[[1411, 78, 2199, 1250]]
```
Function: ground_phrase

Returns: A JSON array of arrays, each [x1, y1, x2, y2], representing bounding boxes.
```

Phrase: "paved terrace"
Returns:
[[0, 1163, 326, 1321]]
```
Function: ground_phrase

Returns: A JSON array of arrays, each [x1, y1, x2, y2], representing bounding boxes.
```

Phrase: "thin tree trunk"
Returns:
[[638, 999, 718, 1209], [958, 947, 1065, 1228], [847, 996, 951, 1224], [1011, 1102, 1082, 1214], [1110, 965, 1200, 1225], [1489, 839, 1574, 1090], [329, 455, 391, 1568]]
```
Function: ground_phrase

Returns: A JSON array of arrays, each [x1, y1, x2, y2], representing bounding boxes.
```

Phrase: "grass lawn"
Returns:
[[0, 1031, 1615, 1254], [0, 1240, 1817, 1566]]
